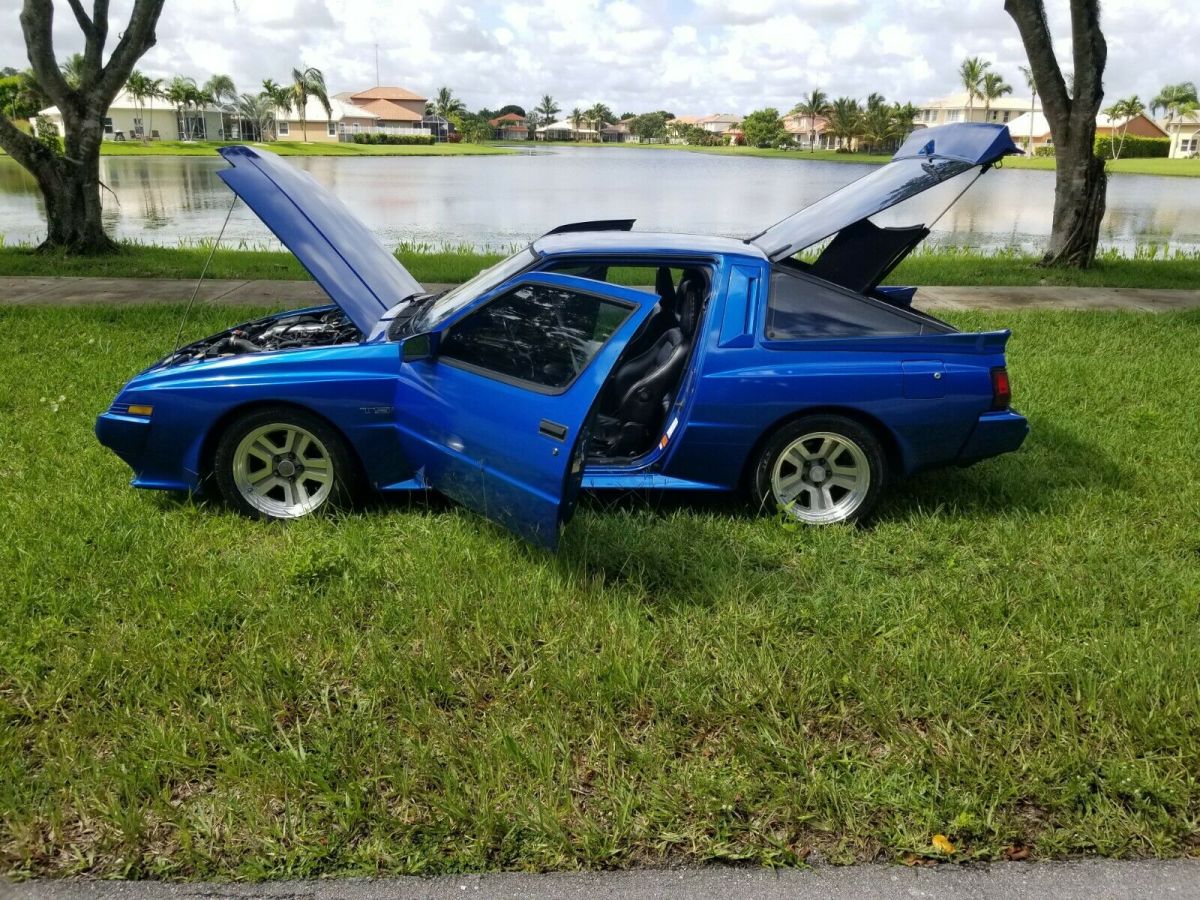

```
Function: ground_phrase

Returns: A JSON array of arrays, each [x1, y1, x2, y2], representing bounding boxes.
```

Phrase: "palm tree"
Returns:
[[1151, 82, 1199, 138], [865, 92, 886, 111], [260, 79, 292, 139], [827, 96, 862, 150], [958, 56, 991, 120], [430, 86, 466, 119], [289, 67, 331, 142], [1102, 95, 1145, 160], [536, 94, 560, 128], [204, 74, 237, 139], [791, 89, 831, 151], [124, 70, 162, 142], [859, 103, 899, 153], [980, 72, 1013, 120], [892, 102, 919, 142], [586, 102, 614, 139], [1019, 64, 1038, 151], [165, 76, 198, 139], [59, 52, 86, 89], [234, 93, 274, 143], [569, 107, 583, 140]]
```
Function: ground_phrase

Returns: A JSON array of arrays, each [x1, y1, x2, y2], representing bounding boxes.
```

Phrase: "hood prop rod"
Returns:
[[172, 194, 239, 355]]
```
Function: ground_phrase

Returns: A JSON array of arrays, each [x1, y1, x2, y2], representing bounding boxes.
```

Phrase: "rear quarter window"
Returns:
[[765, 269, 928, 340]]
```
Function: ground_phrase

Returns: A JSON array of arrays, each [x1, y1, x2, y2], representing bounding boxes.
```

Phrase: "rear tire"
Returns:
[[214, 407, 360, 520], [750, 415, 886, 525]]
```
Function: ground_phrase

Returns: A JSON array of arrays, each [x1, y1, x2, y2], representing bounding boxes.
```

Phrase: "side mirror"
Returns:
[[401, 331, 440, 362]]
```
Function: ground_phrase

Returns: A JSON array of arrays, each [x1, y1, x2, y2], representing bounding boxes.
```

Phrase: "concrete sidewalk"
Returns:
[[6, 860, 1200, 900], [2, 276, 1199, 313]]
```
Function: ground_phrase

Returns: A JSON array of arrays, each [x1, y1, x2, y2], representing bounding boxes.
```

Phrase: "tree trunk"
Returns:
[[1047, 147, 1105, 267]]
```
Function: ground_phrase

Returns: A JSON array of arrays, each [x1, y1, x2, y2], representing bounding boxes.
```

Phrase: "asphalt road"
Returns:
[[6, 860, 1200, 900]]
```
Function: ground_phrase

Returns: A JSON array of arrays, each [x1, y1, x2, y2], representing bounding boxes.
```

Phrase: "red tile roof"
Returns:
[[489, 112, 527, 126], [350, 85, 426, 102], [355, 98, 424, 122]]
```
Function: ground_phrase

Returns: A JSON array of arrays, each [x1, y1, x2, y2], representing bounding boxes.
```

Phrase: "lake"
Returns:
[[1, 146, 1198, 253]]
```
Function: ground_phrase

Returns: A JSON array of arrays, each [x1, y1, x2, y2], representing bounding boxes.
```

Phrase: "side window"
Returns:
[[440, 283, 632, 390], [765, 270, 924, 339]]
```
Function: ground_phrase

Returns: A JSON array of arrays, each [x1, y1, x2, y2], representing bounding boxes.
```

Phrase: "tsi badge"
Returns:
[[359, 406, 394, 416]]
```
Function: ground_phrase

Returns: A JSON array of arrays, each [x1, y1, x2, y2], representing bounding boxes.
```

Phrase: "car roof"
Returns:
[[532, 230, 768, 260]]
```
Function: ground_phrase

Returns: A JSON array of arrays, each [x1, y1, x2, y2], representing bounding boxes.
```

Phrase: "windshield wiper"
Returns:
[[389, 291, 444, 337]]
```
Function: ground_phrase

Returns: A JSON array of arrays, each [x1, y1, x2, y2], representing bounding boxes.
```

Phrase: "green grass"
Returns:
[[1, 305, 1199, 879], [1, 243, 1198, 290], [1000, 156, 1200, 177]]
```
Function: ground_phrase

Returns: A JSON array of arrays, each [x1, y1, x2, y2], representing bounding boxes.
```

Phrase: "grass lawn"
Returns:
[[1, 244, 1199, 291], [1, 304, 1198, 879]]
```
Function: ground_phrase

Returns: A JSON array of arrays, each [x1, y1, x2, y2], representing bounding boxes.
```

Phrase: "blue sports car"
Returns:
[[96, 122, 1028, 549]]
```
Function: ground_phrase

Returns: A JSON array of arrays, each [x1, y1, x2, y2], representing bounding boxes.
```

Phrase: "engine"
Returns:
[[160, 308, 362, 367]]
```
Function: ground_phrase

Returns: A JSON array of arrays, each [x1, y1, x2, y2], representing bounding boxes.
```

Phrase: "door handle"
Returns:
[[539, 419, 569, 441]]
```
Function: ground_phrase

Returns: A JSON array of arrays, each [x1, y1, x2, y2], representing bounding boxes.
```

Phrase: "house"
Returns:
[[1163, 114, 1200, 158], [600, 121, 632, 142], [783, 112, 834, 149], [537, 119, 599, 141], [915, 91, 1038, 128], [695, 113, 741, 134], [489, 112, 529, 140], [272, 96, 381, 142], [34, 89, 225, 140], [339, 85, 429, 136], [1005, 110, 1168, 151]]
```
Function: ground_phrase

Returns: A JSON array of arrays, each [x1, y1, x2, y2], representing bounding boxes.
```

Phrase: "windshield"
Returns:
[[418, 247, 538, 331]]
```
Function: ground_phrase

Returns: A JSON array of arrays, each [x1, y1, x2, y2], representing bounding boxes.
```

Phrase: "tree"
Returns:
[[959, 56, 991, 119], [1102, 95, 1144, 160], [289, 67, 330, 142], [203, 74, 236, 140], [1019, 64, 1039, 150], [1151, 81, 1199, 149], [536, 94, 560, 126], [791, 88, 831, 151], [893, 101, 919, 141], [0, 71, 45, 121], [569, 106, 583, 139], [164, 75, 196, 139], [260, 78, 291, 139], [59, 52, 85, 89], [827, 96, 863, 150], [496, 103, 526, 117], [428, 86, 465, 120], [629, 111, 668, 143], [124, 69, 161, 141], [740, 107, 786, 148], [981, 72, 1013, 119], [585, 102, 614, 136], [859, 103, 903, 153], [0, 0, 167, 252], [1006, 0, 1108, 267], [234, 92, 273, 142]]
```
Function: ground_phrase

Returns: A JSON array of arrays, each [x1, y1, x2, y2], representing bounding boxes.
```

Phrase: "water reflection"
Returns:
[[0, 147, 1197, 252]]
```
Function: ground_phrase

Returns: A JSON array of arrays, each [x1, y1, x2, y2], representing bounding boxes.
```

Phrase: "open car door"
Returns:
[[393, 272, 659, 550]]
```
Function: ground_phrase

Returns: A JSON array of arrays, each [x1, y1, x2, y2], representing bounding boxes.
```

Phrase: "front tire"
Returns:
[[214, 407, 359, 520], [751, 415, 886, 525]]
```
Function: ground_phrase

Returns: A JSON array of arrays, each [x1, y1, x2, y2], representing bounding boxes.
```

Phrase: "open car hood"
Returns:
[[748, 123, 1021, 263], [216, 146, 424, 334]]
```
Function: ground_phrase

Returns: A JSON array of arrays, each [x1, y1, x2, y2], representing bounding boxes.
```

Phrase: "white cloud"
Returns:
[[0, 0, 1193, 116]]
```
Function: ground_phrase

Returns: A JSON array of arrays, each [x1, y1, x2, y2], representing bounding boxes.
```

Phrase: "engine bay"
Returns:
[[159, 308, 361, 367]]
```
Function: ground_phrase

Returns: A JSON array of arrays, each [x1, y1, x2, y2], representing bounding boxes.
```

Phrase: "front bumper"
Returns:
[[95, 411, 196, 491], [956, 409, 1029, 465]]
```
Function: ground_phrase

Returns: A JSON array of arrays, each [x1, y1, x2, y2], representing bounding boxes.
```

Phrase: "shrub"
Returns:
[[34, 114, 62, 156], [349, 133, 435, 146], [1034, 145, 1056, 157], [1094, 134, 1170, 159]]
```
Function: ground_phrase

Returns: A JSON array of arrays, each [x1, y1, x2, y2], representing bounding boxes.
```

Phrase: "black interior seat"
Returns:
[[623, 267, 679, 360], [674, 267, 708, 338]]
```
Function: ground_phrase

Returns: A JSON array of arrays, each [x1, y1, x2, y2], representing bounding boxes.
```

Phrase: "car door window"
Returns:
[[439, 283, 633, 391]]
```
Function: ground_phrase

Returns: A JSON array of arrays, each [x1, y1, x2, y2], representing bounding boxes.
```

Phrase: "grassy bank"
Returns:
[[1, 305, 1198, 878], [0, 140, 511, 158], [1, 243, 1199, 290]]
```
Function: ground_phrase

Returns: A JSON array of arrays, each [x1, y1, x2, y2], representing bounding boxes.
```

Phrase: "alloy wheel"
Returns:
[[231, 423, 334, 518], [770, 430, 871, 524]]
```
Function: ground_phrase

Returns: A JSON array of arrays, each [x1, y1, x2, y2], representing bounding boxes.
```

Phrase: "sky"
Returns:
[[2, 0, 1196, 116]]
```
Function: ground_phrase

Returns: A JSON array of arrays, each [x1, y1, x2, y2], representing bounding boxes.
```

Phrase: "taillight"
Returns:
[[991, 366, 1011, 410]]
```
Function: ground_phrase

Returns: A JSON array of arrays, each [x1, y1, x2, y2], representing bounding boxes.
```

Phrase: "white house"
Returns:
[[537, 119, 599, 141], [915, 91, 1038, 128], [33, 89, 225, 140], [1163, 115, 1200, 158]]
